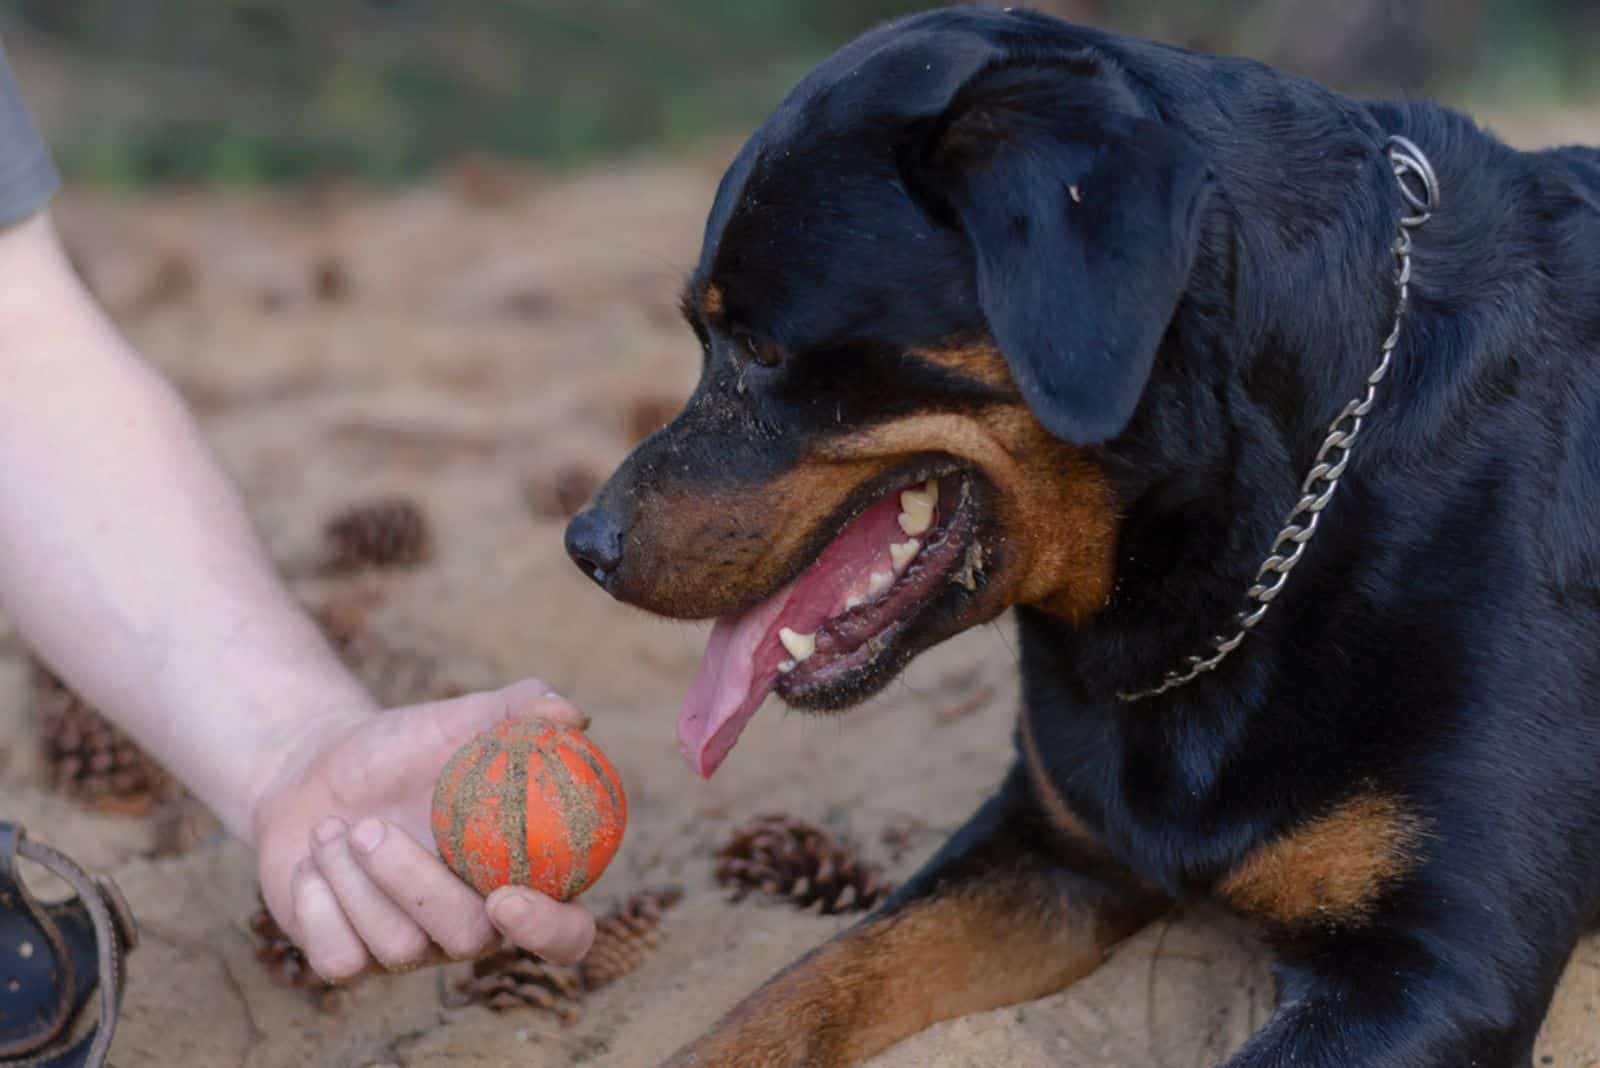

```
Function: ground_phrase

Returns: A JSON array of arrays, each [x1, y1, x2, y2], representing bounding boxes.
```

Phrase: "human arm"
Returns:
[[0, 208, 593, 974]]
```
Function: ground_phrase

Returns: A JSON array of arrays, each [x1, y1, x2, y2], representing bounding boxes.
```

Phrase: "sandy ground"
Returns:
[[2, 107, 1599, 1067]]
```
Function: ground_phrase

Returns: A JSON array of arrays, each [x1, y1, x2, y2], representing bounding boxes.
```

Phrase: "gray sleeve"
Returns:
[[0, 39, 59, 228]]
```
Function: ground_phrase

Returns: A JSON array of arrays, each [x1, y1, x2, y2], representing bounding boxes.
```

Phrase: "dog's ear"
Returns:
[[901, 55, 1214, 444]]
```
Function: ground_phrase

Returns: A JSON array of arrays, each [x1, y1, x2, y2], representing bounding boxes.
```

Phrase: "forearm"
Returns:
[[0, 211, 375, 840]]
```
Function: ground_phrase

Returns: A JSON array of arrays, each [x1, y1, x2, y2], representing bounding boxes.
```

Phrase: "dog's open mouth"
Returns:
[[678, 474, 982, 777]]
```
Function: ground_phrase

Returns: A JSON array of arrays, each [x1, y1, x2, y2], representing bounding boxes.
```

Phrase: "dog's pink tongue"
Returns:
[[677, 590, 789, 779], [676, 489, 910, 778]]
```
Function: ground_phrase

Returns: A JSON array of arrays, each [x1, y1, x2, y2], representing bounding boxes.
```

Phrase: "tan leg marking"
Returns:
[[667, 864, 1140, 1067], [1218, 793, 1427, 927]]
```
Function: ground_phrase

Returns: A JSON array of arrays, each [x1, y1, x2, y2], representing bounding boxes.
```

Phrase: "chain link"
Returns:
[[1117, 135, 1440, 702]]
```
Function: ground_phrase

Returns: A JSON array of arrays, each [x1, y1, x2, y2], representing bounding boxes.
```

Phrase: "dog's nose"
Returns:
[[565, 507, 624, 589]]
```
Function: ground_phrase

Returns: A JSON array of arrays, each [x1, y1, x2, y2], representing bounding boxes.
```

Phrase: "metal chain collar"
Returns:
[[1117, 135, 1440, 703]]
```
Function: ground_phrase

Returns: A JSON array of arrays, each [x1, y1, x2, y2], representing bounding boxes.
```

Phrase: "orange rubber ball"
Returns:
[[431, 720, 627, 901]]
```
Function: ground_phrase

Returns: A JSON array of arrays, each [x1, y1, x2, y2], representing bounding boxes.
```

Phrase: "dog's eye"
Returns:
[[740, 333, 784, 369]]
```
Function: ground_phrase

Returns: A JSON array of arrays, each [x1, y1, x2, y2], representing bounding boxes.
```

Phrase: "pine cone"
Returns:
[[33, 661, 170, 814], [579, 885, 684, 992], [715, 815, 892, 915], [451, 885, 683, 1022], [454, 949, 583, 1023], [312, 255, 351, 303], [249, 896, 338, 1010], [148, 792, 222, 859], [123, 254, 195, 320], [309, 586, 384, 658], [308, 589, 490, 707], [323, 498, 433, 571]]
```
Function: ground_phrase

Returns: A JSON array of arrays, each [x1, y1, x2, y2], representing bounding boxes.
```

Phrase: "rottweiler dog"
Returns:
[[564, 6, 1600, 1066]]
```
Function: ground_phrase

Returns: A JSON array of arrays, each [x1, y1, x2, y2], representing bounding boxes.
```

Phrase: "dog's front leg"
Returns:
[[1222, 925, 1564, 1068], [664, 772, 1168, 1068]]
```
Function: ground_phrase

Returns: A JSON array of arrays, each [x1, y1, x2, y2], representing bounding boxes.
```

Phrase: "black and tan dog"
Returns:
[[564, 6, 1600, 1065]]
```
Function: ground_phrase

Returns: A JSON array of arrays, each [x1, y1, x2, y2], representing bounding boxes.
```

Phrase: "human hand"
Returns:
[[251, 679, 596, 981]]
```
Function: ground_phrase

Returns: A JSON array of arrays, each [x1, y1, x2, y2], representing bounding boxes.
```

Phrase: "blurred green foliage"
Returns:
[[3, 0, 1595, 187]]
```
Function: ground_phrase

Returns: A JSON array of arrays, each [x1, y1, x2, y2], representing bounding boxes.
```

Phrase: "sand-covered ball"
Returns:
[[432, 720, 627, 900]]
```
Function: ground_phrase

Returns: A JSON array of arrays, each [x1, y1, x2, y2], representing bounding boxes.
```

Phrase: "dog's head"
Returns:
[[566, 10, 1214, 776]]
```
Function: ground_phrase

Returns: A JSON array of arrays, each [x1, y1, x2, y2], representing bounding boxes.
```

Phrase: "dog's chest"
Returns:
[[1018, 690, 1313, 901], [1019, 696, 1426, 926]]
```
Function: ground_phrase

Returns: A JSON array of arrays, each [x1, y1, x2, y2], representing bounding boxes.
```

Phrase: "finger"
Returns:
[[486, 888, 595, 966], [326, 683, 586, 800], [348, 816, 498, 959], [310, 817, 432, 969], [498, 678, 587, 727], [426, 679, 585, 745], [291, 860, 369, 982]]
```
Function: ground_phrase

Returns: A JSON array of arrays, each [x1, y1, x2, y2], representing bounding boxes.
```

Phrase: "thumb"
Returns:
[[291, 683, 591, 839], [356, 681, 587, 792], [497, 678, 587, 727], [425, 679, 587, 751]]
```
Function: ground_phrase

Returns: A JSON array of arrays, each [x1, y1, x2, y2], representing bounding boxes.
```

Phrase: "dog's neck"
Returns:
[[1040, 77, 1431, 707], [1013, 44, 1551, 712], [1115, 137, 1438, 702]]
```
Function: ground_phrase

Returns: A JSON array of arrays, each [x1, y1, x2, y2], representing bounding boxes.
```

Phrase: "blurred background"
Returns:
[[1, 8, 1599, 1067], [4, 0, 1597, 187]]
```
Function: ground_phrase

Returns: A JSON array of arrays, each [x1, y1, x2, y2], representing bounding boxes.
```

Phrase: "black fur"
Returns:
[[571, 7, 1600, 1065], [906, 51, 1216, 443]]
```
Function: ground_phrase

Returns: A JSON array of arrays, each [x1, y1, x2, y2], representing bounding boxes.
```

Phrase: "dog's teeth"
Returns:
[[890, 539, 921, 572], [778, 627, 816, 662], [896, 481, 939, 533], [900, 484, 935, 511], [844, 594, 864, 611], [898, 486, 935, 536], [777, 658, 798, 674], [868, 570, 893, 595], [897, 506, 932, 536]]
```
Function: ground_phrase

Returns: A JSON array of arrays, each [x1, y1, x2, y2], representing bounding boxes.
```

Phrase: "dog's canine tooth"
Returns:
[[897, 507, 932, 536], [900, 484, 935, 512], [844, 594, 864, 611], [897, 482, 937, 535], [779, 627, 816, 662], [890, 539, 921, 572], [777, 658, 798, 674], [868, 569, 893, 595]]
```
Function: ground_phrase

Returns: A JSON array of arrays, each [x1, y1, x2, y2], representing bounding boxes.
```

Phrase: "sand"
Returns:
[[3, 109, 1599, 1067]]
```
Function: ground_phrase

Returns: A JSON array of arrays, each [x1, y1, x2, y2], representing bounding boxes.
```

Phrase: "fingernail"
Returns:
[[492, 892, 534, 927], [574, 713, 593, 731], [314, 817, 346, 846], [351, 818, 386, 853]]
